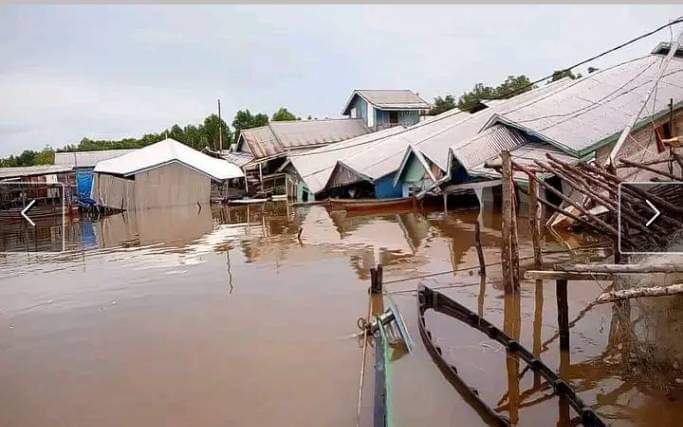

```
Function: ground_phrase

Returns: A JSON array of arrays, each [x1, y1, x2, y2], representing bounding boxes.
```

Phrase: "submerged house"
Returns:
[[0, 164, 76, 215], [54, 149, 137, 202], [233, 118, 372, 196], [342, 90, 430, 130], [91, 138, 244, 210], [394, 46, 683, 209]]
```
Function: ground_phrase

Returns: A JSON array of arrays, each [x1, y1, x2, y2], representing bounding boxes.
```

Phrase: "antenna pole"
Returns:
[[218, 98, 223, 152]]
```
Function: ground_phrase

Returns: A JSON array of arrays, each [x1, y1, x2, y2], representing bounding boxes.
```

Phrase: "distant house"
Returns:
[[342, 90, 430, 130], [92, 138, 244, 210], [54, 149, 137, 201]]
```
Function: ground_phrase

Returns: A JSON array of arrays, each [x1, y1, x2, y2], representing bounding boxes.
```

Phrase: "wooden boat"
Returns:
[[328, 197, 416, 213]]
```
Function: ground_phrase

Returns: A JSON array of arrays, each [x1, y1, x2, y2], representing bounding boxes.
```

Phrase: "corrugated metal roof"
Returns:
[[238, 118, 371, 159], [289, 126, 406, 194], [337, 79, 573, 186], [451, 124, 529, 172], [342, 90, 430, 114], [94, 138, 244, 181], [220, 151, 254, 168], [54, 149, 137, 168], [0, 164, 73, 179], [468, 142, 579, 181], [485, 54, 683, 157]]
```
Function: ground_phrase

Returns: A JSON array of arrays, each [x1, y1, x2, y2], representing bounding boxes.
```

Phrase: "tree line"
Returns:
[[428, 70, 581, 115], [0, 107, 299, 167], [1, 70, 583, 167]]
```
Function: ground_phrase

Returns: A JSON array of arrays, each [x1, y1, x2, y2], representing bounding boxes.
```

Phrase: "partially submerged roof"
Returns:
[[94, 138, 244, 181], [288, 126, 406, 194], [54, 149, 137, 168], [342, 90, 430, 115], [0, 164, 73, 180], [483, 53, 683, 157], [237, 118, 371, 159]]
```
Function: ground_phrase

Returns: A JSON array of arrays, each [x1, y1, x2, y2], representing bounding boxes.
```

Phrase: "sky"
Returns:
[[0, 4, 681, 156]]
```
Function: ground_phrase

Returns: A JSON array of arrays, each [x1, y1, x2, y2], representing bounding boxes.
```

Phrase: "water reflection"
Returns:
[[0, 203, 681, 426]]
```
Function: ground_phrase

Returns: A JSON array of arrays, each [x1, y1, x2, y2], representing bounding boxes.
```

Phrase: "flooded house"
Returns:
[[341, 89, 430, 130], [394, 45, 683, 212], [0, 164, 76, 221], [54, 149, 137, 202], [231, 118, 371, 198], [90, 138, 244, 211]]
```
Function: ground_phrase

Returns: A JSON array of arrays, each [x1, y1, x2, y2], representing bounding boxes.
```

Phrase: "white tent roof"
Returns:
[[94, 138, 244, 181]]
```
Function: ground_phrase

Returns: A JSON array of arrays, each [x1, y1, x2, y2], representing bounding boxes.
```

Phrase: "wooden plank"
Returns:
[[501, 150, 513, 292], [596, 283, 683, 304], [524, 270, 613, 281], [559, 263, 683, 273]]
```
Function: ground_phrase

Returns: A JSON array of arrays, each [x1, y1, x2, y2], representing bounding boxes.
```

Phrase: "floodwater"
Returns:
[[1, 203, 682, 426]]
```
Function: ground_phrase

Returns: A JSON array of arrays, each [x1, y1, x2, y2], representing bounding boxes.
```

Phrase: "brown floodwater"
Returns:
[[1, 203, 682, 426]]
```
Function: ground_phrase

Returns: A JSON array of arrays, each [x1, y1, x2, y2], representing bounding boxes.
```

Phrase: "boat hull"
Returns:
[[328, 197, 416, 213]]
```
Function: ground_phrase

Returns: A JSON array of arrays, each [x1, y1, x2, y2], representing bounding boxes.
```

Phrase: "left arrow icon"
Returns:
[[21, 199, 36, 227]]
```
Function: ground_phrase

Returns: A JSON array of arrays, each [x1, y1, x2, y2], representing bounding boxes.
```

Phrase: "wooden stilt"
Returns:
[[556, 279, 569, 351], [528, 174, 542, 269], [501, 151, 514, 293], [474, 220, 486, 276]]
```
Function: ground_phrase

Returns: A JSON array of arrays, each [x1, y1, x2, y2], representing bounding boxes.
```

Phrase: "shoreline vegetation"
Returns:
[[0, 73, 554, 168]]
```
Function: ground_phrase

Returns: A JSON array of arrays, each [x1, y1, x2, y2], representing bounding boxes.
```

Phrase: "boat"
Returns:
[[328, 197, 416, 213], [417, 285, 606, 427]]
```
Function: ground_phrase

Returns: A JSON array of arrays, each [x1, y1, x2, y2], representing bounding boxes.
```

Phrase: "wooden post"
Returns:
[[528, 174, 542, 269], [501, 151, 513, 293], [556, 279, 569, 351], [474, 220, 486, 276], [443, 192, 448, 214], [510, 181, 520, 287], [370, 263, 383, 294]]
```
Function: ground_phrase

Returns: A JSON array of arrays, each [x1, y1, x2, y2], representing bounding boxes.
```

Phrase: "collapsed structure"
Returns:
[[285, 45, 683, 210]]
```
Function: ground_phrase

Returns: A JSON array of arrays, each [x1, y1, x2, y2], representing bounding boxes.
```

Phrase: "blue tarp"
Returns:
[[76, 171, 93, 197]]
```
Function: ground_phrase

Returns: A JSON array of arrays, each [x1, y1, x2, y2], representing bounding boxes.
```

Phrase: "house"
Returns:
[[233, 118, 371, 196], [342, 90, 430, 130], [91, 138, 244, 210], [414, 45, 683, 211], [54, 149, 137, 201], [0, 164, 76, 219]]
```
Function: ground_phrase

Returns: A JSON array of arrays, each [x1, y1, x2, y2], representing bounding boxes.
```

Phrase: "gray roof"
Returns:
[[342, 90, 430, 114], [220, 150, 255, 168], [484, 54, 683, 157], [0, 164, 73, 179], [54, 149, 137, 168], [238, 118, 371, 159]]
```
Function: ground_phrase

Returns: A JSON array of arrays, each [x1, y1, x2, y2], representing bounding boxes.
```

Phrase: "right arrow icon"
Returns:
[[645, 199, 660, 227]]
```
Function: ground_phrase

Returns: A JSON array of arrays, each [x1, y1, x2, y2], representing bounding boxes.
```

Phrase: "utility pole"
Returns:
[[218, 98, 223, 152]]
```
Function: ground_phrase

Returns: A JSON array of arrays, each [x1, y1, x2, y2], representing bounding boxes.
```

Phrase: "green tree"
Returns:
[[202, 114, 232, 151], [34, 146, 55, 165], [456, 75, 534, 112], [231, 109, 269, 143], [429, 95, 457, 115], [272, 107, 297, 121]]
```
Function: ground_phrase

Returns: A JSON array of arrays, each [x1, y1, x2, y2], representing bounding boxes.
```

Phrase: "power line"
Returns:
[[491, 16, 683, 100]]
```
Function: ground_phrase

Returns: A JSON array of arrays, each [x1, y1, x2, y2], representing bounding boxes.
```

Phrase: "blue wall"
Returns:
[[374, 174, 403, 199]]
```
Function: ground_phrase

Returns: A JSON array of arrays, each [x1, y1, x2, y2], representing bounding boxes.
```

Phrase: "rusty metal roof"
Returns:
[[237, 118, 371, 159], [342, 90, 430, 114]]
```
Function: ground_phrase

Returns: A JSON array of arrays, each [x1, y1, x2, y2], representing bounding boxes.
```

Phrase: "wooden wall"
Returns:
[[93, 162, 212, 211]]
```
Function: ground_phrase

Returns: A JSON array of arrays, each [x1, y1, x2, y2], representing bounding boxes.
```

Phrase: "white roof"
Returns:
[[94, 138, 244, 180]]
